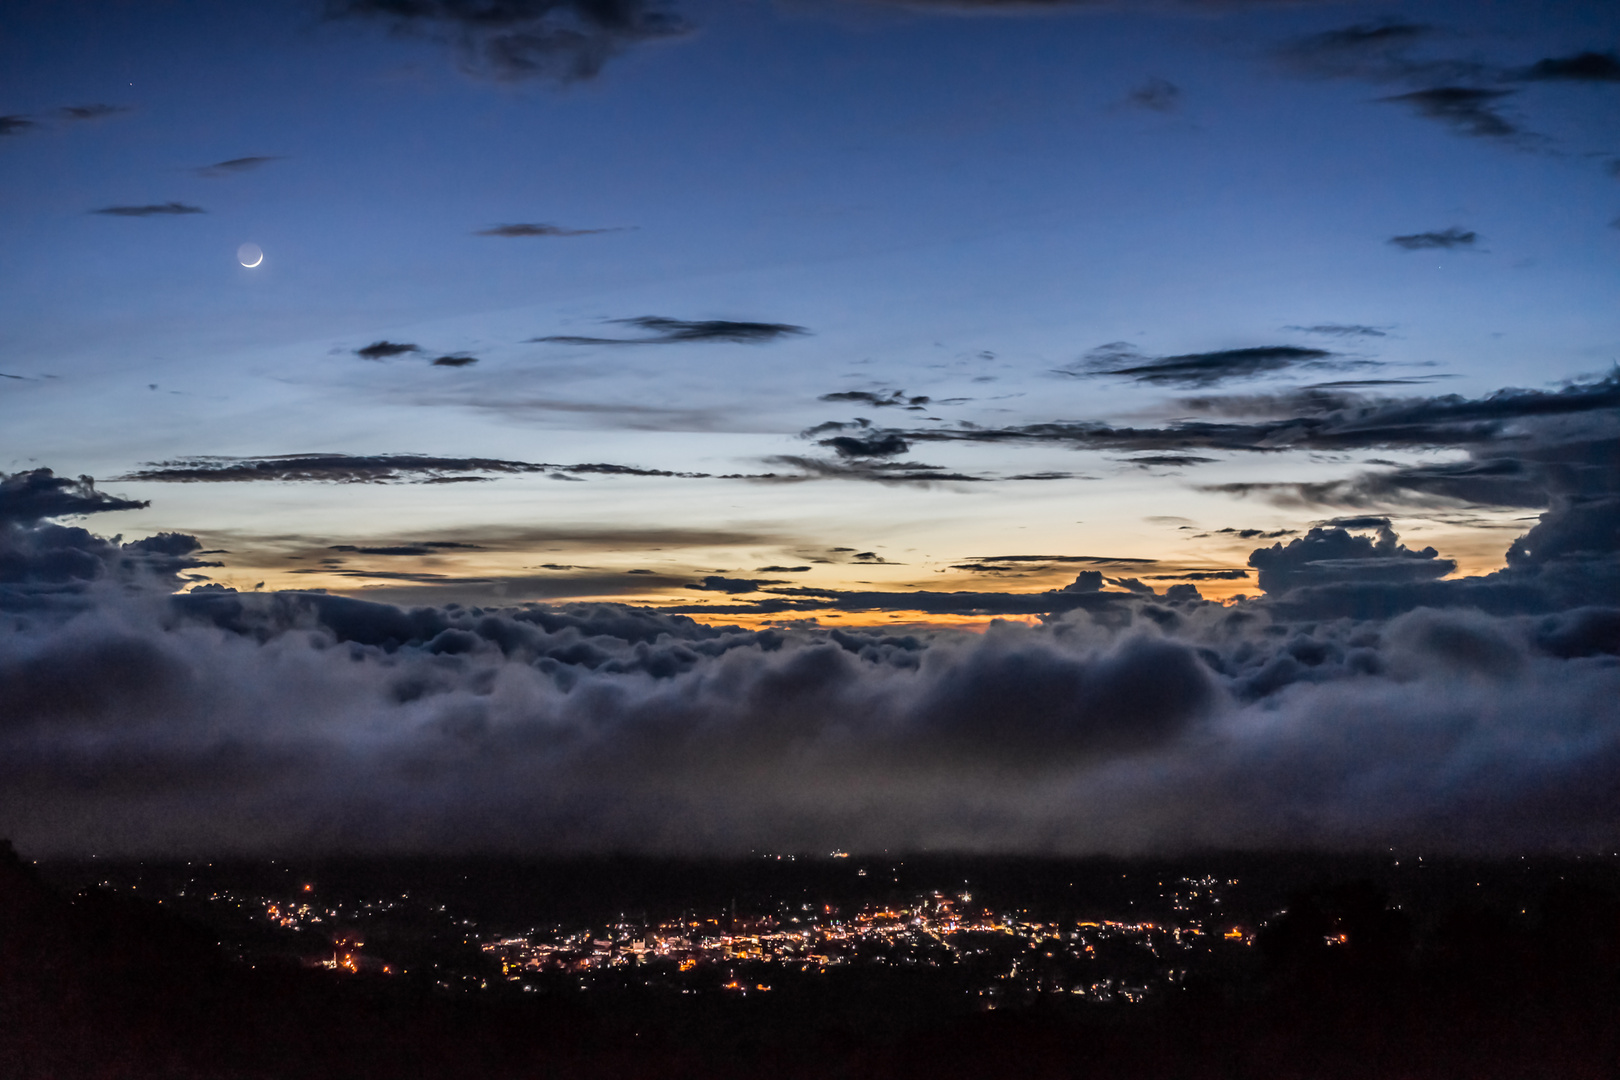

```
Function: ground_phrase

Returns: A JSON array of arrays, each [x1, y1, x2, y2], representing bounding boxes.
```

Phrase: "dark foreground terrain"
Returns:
[[5, 842, 1620, 1079]]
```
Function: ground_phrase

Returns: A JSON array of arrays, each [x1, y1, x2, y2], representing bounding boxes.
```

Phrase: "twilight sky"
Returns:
[[2, 0, 1617, 857]]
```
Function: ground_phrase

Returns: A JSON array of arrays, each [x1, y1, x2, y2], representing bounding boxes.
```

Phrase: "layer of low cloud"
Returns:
[[2, 462, 1618, 857]]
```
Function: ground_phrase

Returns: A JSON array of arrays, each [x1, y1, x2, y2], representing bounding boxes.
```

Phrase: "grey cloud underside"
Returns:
[[534, 316, 809, 346], [91, 203, 206, 217], [0, 116, 34, 135], [327, 0, 689, 83]]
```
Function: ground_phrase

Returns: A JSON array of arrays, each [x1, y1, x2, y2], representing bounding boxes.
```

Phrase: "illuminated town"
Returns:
[[477, 887, 1253, 1005], [29, 848, 1620, 1078], [82, 856, 1259, 1006]]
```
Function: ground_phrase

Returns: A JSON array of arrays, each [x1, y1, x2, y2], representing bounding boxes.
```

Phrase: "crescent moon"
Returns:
[[237, 242, 264, 268]]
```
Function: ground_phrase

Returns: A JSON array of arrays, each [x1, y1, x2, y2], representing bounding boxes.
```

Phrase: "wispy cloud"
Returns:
[[1388, 227, 1476, 251], [534, 316, 809, 346], [355, 341, 420, 360], [475, 222, 628, 237], [1380, 87, 1519, 139], [1517, 51, 1620, 83], [819, 390, 931, 409], [855, 374, 1620, 469], [1125, 77, 1180, 112], [115, 453, 728, 484], [194, 155, 279, 178], [327, 0, 690, 83], [57, 104, 130, 122], [1284, 324, 1389, 338], [820, 433, 911, 459], [1069, 343, 1351, 386], [91, 202, 205, 217]]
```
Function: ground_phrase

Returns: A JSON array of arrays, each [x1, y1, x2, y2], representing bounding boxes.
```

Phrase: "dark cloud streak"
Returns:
[[1380, 87, 1519, 139], [356, 341, 419, 359], [194, 156, 279, 177], [57, 104, 129, 121], [327, 0, 689, 83], [115, 454, 722, 484], [1388, 227, 1476, 251], [1518, 51, 1620, 83], [535, 316, 808, 346], [1073, 344, 1349, 386], [475, 222, 626, 236], [91, 203, 205, 217]]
